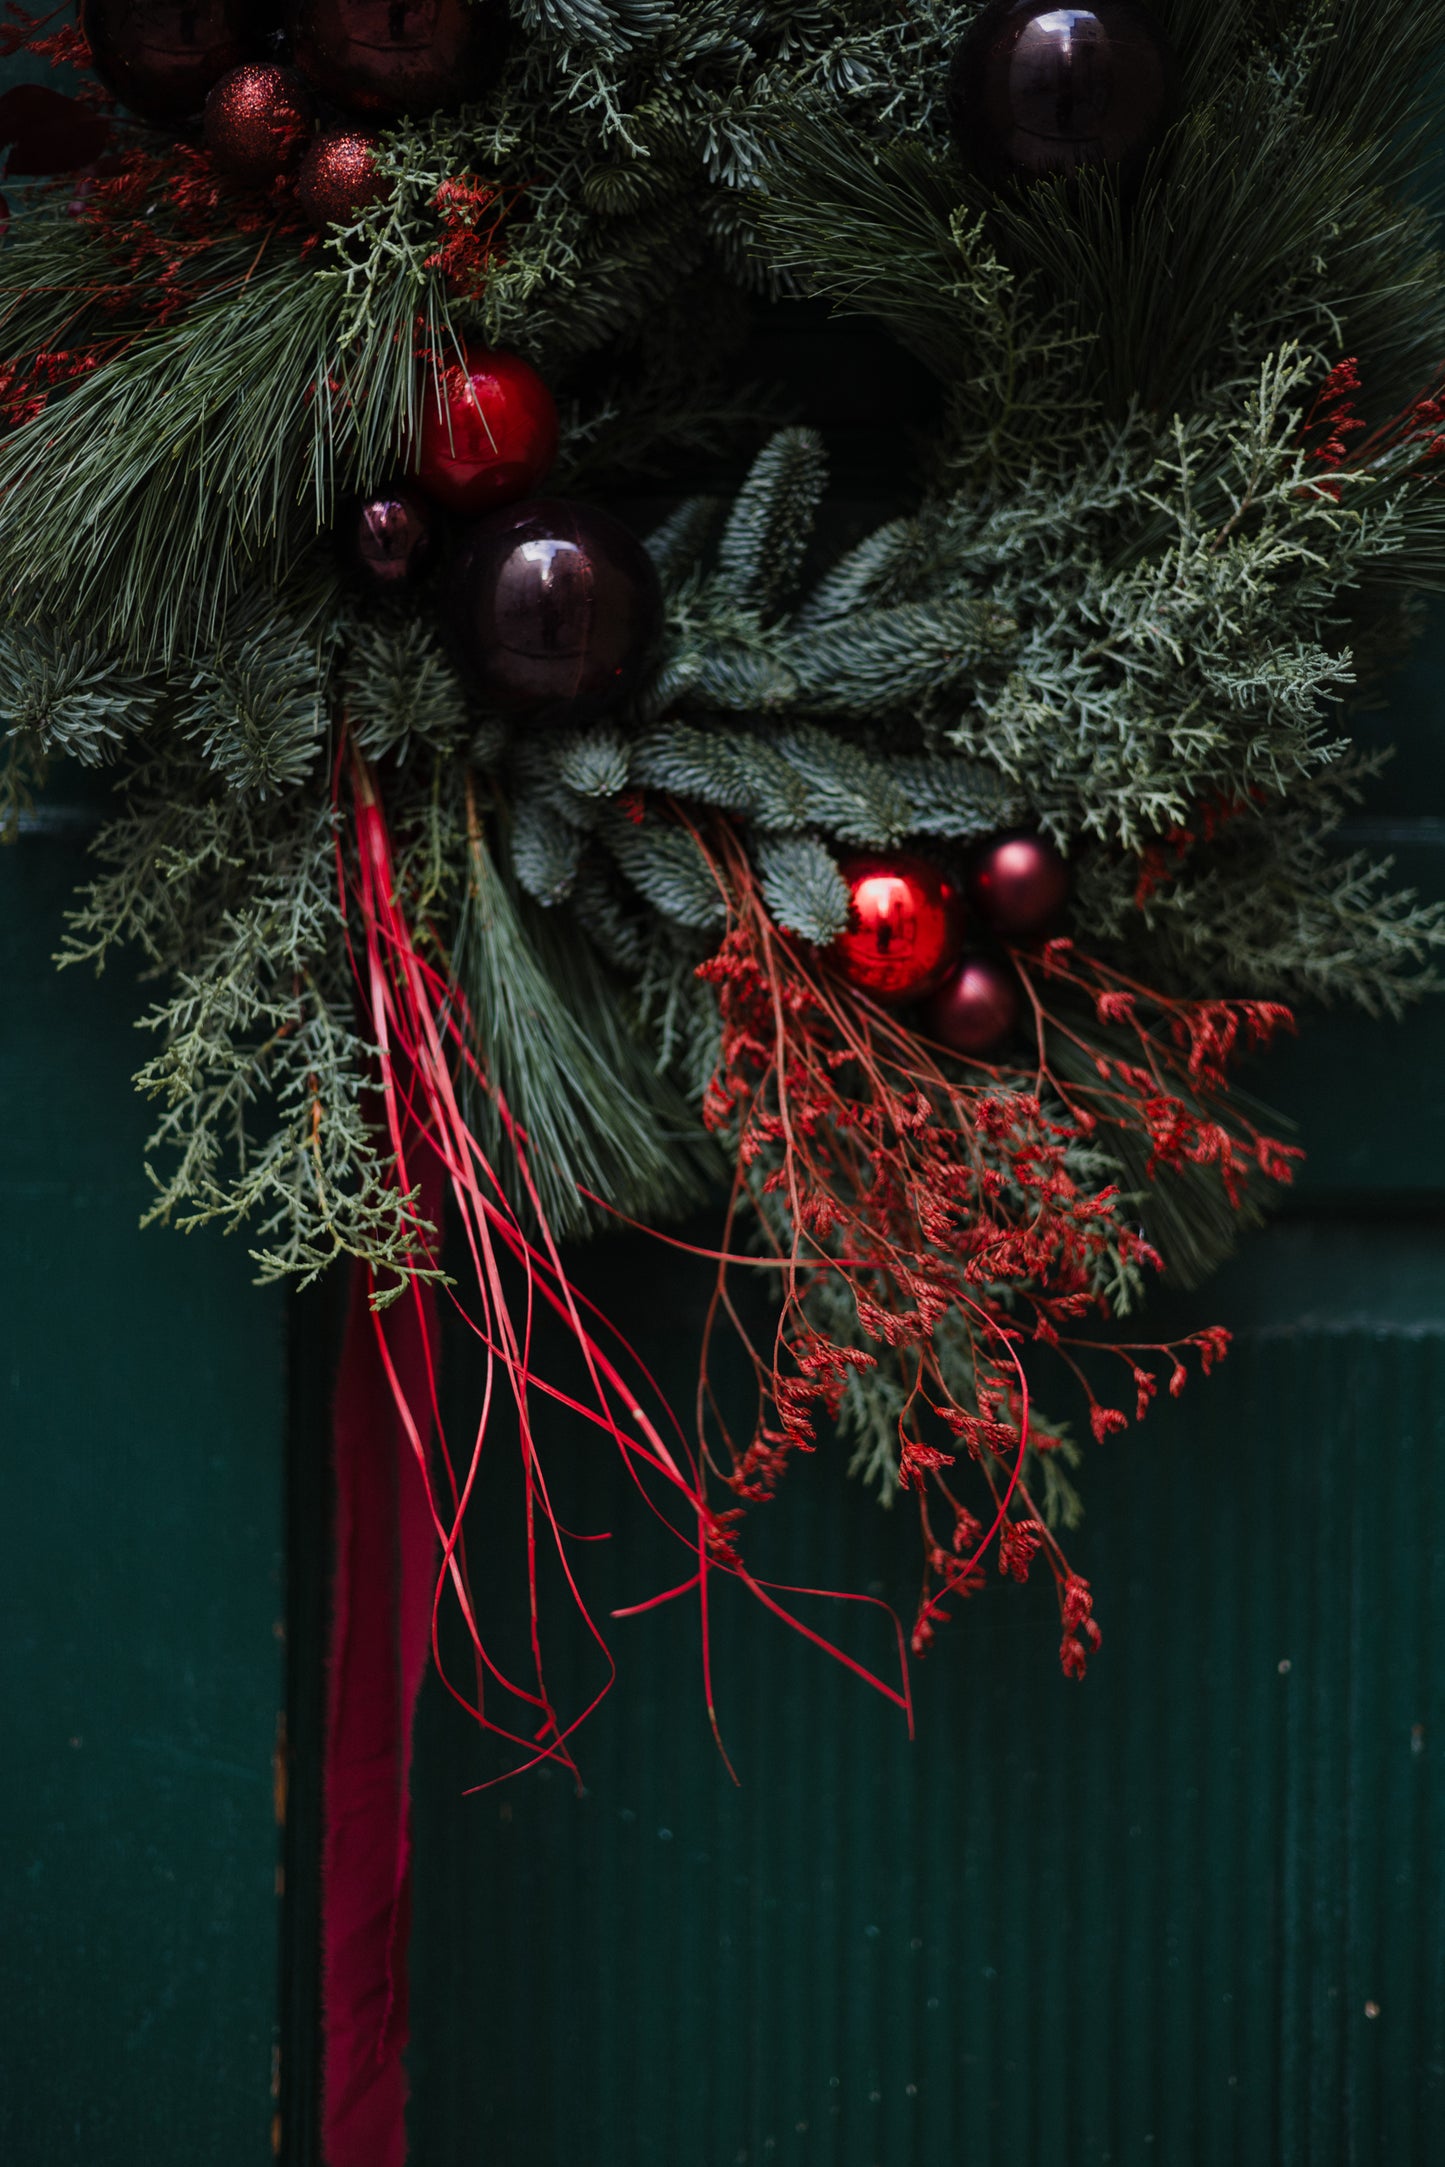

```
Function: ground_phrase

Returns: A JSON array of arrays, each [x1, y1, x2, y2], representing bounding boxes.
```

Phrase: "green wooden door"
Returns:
[[1, 800, 288, 2161]]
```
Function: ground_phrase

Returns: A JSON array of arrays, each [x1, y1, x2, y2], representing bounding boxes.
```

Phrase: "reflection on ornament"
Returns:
[[296, 130, 391, 227], [414, 345, 557, 515], [947, 0, 1178, 188], [343, 484, 439, 592], [204, 64, 312, 182], [967, 831, 1070, 938], [449, 499, 663, 721], [284, 0, 509, 119], [828, 855, 965, 1002], [81, 0, 255, 126], [924, 954, 1021, 1056]]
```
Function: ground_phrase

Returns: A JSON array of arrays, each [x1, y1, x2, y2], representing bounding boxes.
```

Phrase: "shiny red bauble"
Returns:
[[414, 345, 558, 515], [449, 499, 663, 721], [947, 0, 1178, 188], [81, 0, 255, 125], [296, 129, 392, 226], [204, 64, 312, 182], [284, 0, 509, 119], [344, 483, 438, 592], [923, 954, 1022, 1057], [828, 855, 965, 1003], [967, 831, 1070, 938]]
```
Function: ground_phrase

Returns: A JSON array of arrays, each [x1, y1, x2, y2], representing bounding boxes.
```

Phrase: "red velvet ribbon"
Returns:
[[321, 1158, 443, 2167]]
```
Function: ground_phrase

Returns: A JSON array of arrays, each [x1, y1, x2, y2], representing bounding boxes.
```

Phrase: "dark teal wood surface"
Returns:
[[0, 820, 287, 2163]]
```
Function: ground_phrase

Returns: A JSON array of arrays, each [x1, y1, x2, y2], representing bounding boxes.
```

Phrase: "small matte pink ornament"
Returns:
[[967, 831, 1070, 939], [414, 344, 558, 515], [924, 954, 1021, 1057], [828, 854, 965, 1003]]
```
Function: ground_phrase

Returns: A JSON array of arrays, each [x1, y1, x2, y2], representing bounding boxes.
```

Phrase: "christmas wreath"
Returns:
[[6, 0, 1445, 1750]]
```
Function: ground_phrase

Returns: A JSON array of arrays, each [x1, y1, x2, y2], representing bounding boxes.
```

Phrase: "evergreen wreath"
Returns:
[[6, 0, 1445, 1743]]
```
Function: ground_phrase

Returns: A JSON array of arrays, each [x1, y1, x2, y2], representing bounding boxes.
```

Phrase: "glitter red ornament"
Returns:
[[284, 0, 509, 119], [449, 499, 663, 721], [828, 855, 965, 1003], [414, 345, 558, 516], [947, 0, 1179, 189], [81, 0, 255, 125], [296, 130, 392, 227], [344, 484, 438, 593], [203, 64, 312, 183], [923, 953, 1021, 1057], [967, 831, 1070, 939]]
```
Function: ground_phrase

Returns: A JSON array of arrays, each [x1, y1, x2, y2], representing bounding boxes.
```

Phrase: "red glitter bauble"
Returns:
[[284, 0, 509, 119], [344, 484, 438, 592], [828, 855, 965, 1003], [81, 0, 255, 126], [923, 954, 1021, 1057], [296, 130, 392, 227], [947, 0, 1178, 189], [415, 345, 558, 515], [203, 64, 312, 182], [967, 831, 1070, 939], [449, 499, 663, 721]]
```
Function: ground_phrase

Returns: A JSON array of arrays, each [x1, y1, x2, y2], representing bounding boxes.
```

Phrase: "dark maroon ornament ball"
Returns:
[[449, 500, 663, 721], [284, 0, 509, 119], [924, 954, 1021, 1057], [947, 0, 1178, 188], [203, 64, 311, 181], [828, 855, 965, 1004], [415, 344, 557, 516], [81, 0, 255, 125], [344, 484, 438, 593], [296, 130, 392, 226], [967, 831, 1070, 939]]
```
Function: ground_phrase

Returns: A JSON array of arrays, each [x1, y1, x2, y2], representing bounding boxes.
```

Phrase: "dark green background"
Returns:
[[4, 59, 1445, 2167]]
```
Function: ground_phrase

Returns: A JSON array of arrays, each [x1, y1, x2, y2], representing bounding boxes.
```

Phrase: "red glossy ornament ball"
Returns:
[[284, 0, 509, 119], [81, 0, 255, 126], [203, 64, 311, 182], [924, 954, 1021, 1057], [967, 831, 1070, 938], [296, 130, 391, 227], [828, 855, 965, 1004], [449, 499, 663, 721], [415, 345, 557, 516], [344, 483, 438, 592], [947, 0, 1179, 188]]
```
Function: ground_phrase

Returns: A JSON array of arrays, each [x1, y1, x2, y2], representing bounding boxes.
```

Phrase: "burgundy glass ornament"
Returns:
[[284, 0, 509, 119], [81, 0, 256, 126], [450, 500, 663, 721], [344, 483, 438, 592], [828, 855, 965, 1004], [415, 345, 557, 516], [924, 953, 1021, 1057], [296, 129, 391, 226], [967, 831, 1070, 939], [203, 64, 311, 181], [947, 0, 1178, 188]]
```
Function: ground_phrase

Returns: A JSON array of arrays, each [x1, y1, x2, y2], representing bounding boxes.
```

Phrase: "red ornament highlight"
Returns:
[[923, 953, 1021, 1056], [204, 65, 312, 184], [828, 854, 965, 1003], [967, 831, 1070, 939], [414, 345, 558, 515], [296, 130, 391, 227]]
